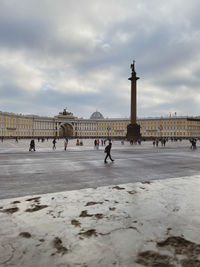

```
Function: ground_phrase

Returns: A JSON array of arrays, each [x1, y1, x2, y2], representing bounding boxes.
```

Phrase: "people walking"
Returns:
[[163, 138, 166, 147], [94, 139, 97, 149], [52, 138, 57, 150], [190, 138, 197, 149], [156, 139, 159, 147], [96, 139, 100, 149], [29, 139, 35, 151], [104, 141, 114, 163], [64, 138, 68, 150]]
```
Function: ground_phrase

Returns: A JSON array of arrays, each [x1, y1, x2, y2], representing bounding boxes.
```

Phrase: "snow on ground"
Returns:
[[1, 176, 200, 267]]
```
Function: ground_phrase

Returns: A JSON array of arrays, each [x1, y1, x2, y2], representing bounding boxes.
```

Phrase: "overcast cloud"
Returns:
[[0, 0, 200, 118]]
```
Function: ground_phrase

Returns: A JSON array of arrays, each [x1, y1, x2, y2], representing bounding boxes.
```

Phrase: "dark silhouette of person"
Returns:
[[104, 142, 114, 163], [29, 139, 35, 151], [64, 138, 68, 150], [52, 138, 57, 150], [190, 138, 197, 149]]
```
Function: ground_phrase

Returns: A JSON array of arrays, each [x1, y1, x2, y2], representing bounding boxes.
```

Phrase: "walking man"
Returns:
[[29, 139, 36, 151], [104, 141, 114, 163], [52, 138, 57, 150], [64, 138, 68, 150]]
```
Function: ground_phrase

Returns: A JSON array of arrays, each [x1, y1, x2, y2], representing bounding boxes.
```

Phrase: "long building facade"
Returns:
[[0, 109, 200, 139]]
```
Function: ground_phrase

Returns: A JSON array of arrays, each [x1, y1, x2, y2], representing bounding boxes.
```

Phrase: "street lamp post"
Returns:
[[107, 126, 111, 140], [158, 125, 163, 138]]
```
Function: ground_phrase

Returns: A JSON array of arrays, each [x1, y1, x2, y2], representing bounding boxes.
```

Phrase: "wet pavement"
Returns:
[[0, 139, 200, 199]]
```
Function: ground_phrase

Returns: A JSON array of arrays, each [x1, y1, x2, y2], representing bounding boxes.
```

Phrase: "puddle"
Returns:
[[94, 213, 104, 219], [79, 210, 104, 219], [136, 236, 200, 266], [25, 205, 48, 212], [71, 219, 81, 227], [26, 197, 41, 202], [79, 229, 97, 238], [1, 207, 19, 214], [112, 186, 125, 190], [136, 250, 173, 266], [141, 181, 152, 184], [11, 201, 20, 204], [157, 236, 200, 257], [19, 232, 32, 238], [85, 201, 103, 206], [52, 237, 68, 255], [127, 190, 137, 194], [79, 210, 93, 217]]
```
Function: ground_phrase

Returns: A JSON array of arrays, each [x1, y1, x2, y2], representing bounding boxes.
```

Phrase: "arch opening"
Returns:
[[59, 123, 73, 137]]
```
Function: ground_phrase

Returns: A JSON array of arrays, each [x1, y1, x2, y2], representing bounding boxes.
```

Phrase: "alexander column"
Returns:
[[126, 60, 141, 140]]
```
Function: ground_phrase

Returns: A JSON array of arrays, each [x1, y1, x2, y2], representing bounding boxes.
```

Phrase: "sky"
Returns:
[[0, 0, 200, 119]]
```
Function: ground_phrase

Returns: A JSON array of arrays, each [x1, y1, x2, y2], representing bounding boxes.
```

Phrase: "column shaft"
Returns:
[[131, 79, 137, 124]]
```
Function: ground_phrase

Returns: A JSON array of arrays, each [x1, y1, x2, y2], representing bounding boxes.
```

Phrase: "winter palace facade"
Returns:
[[0, 109, 200, 139]]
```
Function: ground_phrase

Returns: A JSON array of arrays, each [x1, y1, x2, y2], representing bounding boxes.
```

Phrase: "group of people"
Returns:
[[190, 138, 197, 149], [153, 138, 167, 147], [94, 139, 107, 148], [52, 138, 69, 150], [94, 139, 100, 149], [29, 138, 69, 151], [130, 139, 142, 145], [28, 137, 115, 163], [76, 139, 83, 146]]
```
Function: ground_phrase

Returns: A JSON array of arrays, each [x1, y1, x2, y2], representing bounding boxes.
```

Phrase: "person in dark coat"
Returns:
[[52, 138, 57, 150], [104, 142, 114, 163], [29, 139, 35, 151]]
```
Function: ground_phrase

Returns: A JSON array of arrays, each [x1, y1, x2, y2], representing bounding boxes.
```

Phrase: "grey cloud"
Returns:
[[139, 98, 200, 118], [0, 0, 200, 118]]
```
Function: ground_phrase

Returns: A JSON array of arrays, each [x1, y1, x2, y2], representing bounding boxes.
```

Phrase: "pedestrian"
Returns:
[[163, 138, 166, 147], [94, 139, 97, 149], [97, 139, 100, 149], [190, 139, 197, 149], [64, 138, 68, 150], [29, 139, 35, 151], [104, 141, 114, 163], [52, 138, 57, 150], [156, 139, 159, 147]]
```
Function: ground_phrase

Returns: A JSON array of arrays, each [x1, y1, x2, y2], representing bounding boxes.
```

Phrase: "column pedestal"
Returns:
[[127, 123, 141, 140]]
